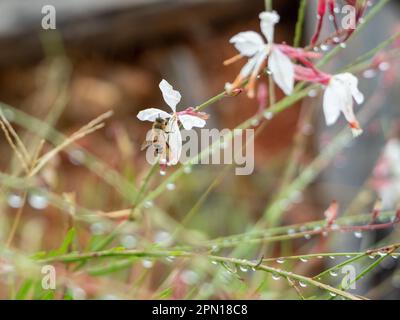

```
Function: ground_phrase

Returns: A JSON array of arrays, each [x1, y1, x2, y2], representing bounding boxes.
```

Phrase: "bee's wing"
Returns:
[[141, 140, 152, 151], [166, 117, 182, 165]]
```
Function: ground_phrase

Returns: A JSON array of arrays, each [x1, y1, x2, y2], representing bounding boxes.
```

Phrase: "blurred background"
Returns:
[[0, 0, 399, 299]]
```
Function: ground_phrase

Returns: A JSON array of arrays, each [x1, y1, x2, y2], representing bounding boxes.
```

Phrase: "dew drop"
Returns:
[[211, 260, 218, 265], [328, 15, 334, 21], [334, 6, 340, 13], [299, 281, 307, 288], [317, 256, 323, 259], [300, 257, 308, 263], [378, 62, 390, 72], [160, 169, 166, 176], [68, 149, 86, 165], [304, 233, 311, 240], [142, 259, 153, 269], [333, 37, 340, 43], [329, 292, 337, 297], [7, 194, 23, 209], [308, 89, 318, 97], [339, 43, 347, 49], [369, 254, 376, 259], [313, 46, 320, 52], [329, 256, 336, 260], [263, 111, 274, 120], [239, 265, 249, 272], [144, 200, 153, 208], [183, 166, 192, 174], [181, 270, 199, 285], [272, 274, 281, 281], [320, 44, 330, 51], [251, 118, 260, 127], [392, 254, 398, 260], [287, 228, 296, 235], [329, 270, 338, 277], [166, 183, 176, 191], [28, 193, 48, 210], [120, 235, 137, 249], [353, 231, 363, 239], [362, 69, 377, 79], [378, 251, 388, 257], [276, 258, 285, 264]]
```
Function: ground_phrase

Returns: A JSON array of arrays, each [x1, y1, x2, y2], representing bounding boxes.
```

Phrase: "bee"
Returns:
[[141, 116, 170, 158]]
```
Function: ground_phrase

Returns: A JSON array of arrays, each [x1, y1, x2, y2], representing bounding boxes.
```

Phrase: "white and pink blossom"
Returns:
[[137, 79, 208, 165]]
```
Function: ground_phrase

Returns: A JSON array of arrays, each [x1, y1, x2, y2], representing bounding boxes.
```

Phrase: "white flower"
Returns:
[[137, 79, 207, 165], [224, 11, 294, 98], [323, 73, 364, 137]]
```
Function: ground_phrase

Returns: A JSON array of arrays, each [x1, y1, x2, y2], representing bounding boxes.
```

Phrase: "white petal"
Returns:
[[137, 108, 171, 122], [230, 31, 265, 57], [335, 73, 364, 104], [259, 11, 280, 43], [159, 79, 181, 112], [239, 54, 261, 78], [166, 117, 182, 165], [268, 47, 294, 95], [178, 114, 206, 130], [323, 81, 346, 126]]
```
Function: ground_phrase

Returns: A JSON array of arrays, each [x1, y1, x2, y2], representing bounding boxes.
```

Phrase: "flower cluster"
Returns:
[[137, 7, 370, 168]]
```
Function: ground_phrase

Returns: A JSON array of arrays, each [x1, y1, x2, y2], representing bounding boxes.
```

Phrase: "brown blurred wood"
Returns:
[[0, 0, 275, 65]]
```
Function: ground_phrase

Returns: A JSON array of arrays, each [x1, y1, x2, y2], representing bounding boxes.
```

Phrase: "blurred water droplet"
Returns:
[[329, 292, 337, 297], [251, 118, 260, 127], [333, 37, 340, 43], [329, 256, 335, 260], [143, 200, 153, 208], [160, 169, 166, 176], [378, 62, 390, 72], [359, 17, 365, 24], [328, 14, 334, 21], [120, 235, 137, 249], [90, 222, 107, 235], [211, 260, 218, 265], [313, 46, 320, 52], [304, 233, 311, 240], [28, 193, 48, 210], [353, 231, 363, 239], [329, 270, 338, 277], [142, 260, 153, 268], [183, 166, 192, 174], [300, 257, 308, 263], [320, 44, 330, 51], [276, 258, 285, 264], [68, 149, 86, 165], [317, 256, 323, 259], [263, 111, 274, 120], [154, 231, 172, 246], [363, 69, 377, 79], [239, 265, 249, 272], [339, 43, 347, 49], [392, 255, 398, 260], [308, 89, 318, 97], [181, 270, 199, 285], [369, 254, 376, 259], [166, 183, 176, 191], [166, 256, 175, 262], [223, 262, 237, 274], [378, 251, 387, 257], [334, 6, 340, 13], [299, 281, 307, 288], [272, 274, 281, 281], [7, 194, 23, 208]]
